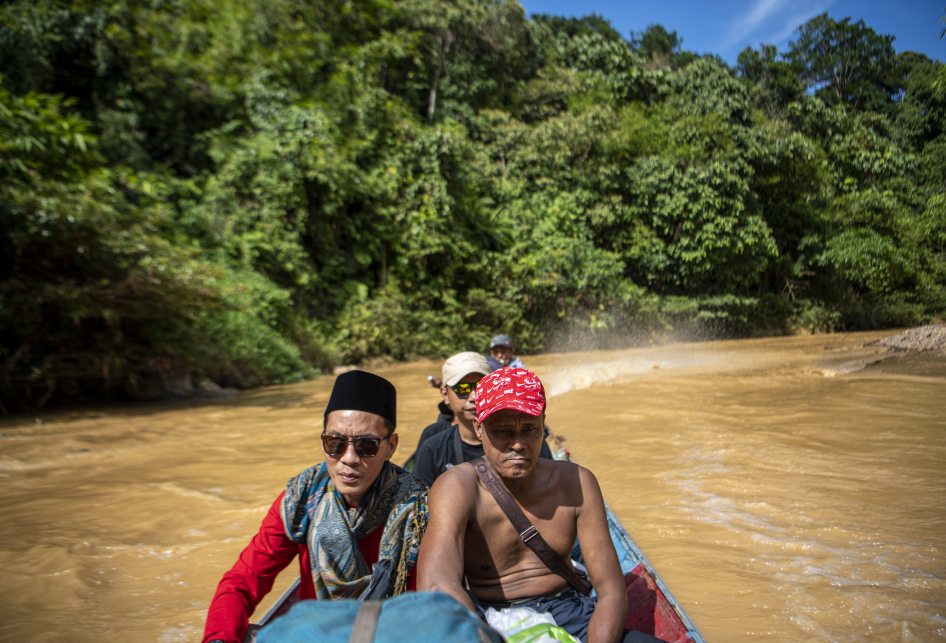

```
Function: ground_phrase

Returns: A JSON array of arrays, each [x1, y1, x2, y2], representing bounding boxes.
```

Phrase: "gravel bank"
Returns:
[[866, 325, 946, 352]]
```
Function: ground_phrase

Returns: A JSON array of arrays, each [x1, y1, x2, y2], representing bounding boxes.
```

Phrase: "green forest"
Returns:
[[1, 1, 944, 410]]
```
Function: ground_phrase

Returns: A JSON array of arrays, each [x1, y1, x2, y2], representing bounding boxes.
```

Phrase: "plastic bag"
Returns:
[[484, 606, 581, 643]]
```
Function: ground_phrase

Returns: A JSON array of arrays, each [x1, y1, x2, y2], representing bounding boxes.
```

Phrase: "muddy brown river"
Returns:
[[1, 332, 944, 642]]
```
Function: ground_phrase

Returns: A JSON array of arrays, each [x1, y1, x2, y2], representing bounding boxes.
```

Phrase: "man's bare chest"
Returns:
[[465, 491, 578, 569]]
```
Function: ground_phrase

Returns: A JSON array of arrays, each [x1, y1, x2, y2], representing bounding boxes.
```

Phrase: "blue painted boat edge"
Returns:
[[256, 577, 301, 627], [605, 502, 707, 643], [547, 429, 705, 643]]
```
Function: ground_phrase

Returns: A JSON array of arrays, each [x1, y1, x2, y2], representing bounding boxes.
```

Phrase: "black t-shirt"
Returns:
[[416, 419, 453, 454], [413, 426, 554, 488]]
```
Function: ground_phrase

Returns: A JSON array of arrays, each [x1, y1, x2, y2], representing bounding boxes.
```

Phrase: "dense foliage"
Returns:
[[1, 2, 943, 409]]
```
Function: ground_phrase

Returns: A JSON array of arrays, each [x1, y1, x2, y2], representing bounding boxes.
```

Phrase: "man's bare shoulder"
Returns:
[[427, 462, 478, 506], [536, 458, 593, 483], [547, 459, 600, 481], [573, 461, 602, 487], [538, 458, 580, 473], [533, 459, 603, 505]]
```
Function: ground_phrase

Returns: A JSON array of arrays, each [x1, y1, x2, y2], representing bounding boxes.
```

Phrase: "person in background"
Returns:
[[413, 355, 552, 488], [202, 371, 427, 643], [487, 334, 525, 371], [428, 333, 524, 387], [415, 352, 491, 455], [427, 379, 454, 425], [426, 335, 524, 423]]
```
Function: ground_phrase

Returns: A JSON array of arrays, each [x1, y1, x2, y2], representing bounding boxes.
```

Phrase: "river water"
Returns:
[[1, 332, 944, 642]]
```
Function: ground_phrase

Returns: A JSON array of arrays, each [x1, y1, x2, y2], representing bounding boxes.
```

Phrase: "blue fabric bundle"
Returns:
[[258, 592, 502, 643]]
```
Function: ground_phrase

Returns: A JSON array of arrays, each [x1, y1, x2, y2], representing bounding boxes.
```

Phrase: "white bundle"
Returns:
[[484, 606, 580, 643]]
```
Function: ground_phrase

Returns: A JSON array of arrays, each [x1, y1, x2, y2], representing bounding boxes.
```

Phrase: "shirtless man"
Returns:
[[417, 368, 630, 643]]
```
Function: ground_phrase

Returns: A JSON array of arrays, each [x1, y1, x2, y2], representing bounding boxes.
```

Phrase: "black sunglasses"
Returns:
[[449, 381, 480, 399], [321, 434, 391, 458]]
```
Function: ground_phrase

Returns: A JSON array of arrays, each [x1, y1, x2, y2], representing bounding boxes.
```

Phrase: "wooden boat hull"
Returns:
[[547, 431, 704, 643], [605, 505, 703, 642]]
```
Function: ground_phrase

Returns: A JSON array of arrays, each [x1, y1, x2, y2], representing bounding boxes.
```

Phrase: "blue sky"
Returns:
[[519, 0, 946, 64]]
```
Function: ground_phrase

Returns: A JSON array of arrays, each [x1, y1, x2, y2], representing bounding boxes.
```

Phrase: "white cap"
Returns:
[[442, 352, 492, 386]]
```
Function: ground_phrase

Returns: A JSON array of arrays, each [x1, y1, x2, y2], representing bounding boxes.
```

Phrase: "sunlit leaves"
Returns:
[[787, 13, 900, 114], [2, 0, 945, 405]]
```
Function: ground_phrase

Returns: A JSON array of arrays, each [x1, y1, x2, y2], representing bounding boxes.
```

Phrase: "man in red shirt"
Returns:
[[203, 371, 428, 643]]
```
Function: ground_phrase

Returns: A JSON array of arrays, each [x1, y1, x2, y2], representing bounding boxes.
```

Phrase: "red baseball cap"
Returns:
[[476, 367, 546, 424]]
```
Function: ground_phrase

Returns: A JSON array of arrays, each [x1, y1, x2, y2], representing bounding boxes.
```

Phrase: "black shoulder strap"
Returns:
[[470, 457, 592, 596], [452, 426, 464, 464], [360, 558, 393, 602]]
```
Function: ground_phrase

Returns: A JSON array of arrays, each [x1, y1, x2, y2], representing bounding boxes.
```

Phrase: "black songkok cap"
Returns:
[[324, 370, 397, 429]]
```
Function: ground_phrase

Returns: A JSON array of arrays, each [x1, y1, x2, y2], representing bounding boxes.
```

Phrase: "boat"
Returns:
[[544, 430, 705, 643], [244, 430, 705, 643]]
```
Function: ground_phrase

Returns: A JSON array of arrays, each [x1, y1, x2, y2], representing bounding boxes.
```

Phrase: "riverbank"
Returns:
[[8, 324, 944, 418], [865, 324, 946, 353]]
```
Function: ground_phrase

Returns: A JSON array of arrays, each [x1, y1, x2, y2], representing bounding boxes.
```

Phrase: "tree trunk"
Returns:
[[428, 64, 442, 122], [427, 29, 455, 122]]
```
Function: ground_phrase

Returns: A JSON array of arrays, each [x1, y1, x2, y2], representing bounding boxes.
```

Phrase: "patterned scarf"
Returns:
[[280, 461, 428, 600]]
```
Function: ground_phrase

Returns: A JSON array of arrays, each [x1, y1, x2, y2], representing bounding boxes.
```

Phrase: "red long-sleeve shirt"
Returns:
[[202, 491, 414, 643]]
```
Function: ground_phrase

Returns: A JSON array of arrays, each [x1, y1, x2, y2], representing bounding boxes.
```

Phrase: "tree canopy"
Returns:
[[1, 2, 943, 410], [787, 13, 900, 112]]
